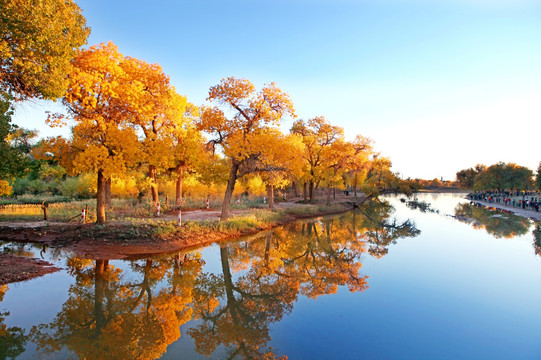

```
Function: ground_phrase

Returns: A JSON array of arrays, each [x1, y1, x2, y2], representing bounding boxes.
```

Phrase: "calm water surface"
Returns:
[[2, 193, 541, 359]]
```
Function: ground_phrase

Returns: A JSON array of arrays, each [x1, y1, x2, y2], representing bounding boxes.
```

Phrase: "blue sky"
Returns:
[[12, 0, 541, 179]]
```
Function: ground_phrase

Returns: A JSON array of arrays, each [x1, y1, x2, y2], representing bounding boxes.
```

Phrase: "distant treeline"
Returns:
[[408, 178, 459, 189], [456, 162, 541, 191]]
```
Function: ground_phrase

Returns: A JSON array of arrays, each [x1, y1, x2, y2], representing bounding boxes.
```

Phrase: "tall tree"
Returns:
[[361, 155, 415, 199], [252, 130, 304, 209], [473, 162, 533, 192], [318, 135, 372, 204], [319, 138, 353, 204], [0, 0, 88, 196], [121, 58, 195, 206], [47, 42, 141, 224], [456, 167, 479, 189], [536, 162, 541, 191], [169, 120, 206, 206], [0, 99, 25, 195], [290, 116, 343, 201], [345, 135, 373, 197], [197, 77, 296, 220], [0, 0, 89, 100]]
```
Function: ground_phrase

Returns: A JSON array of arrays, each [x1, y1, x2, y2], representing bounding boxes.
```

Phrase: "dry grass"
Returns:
[[0, 199, 155, 222]]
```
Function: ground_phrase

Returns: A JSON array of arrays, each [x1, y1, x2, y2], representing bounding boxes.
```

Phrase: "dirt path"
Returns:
[[160, 208, 248, 222]]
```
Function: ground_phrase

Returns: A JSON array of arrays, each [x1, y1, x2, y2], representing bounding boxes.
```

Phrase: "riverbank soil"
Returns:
[[0, 253, 60, 285], [0, 193, 366, 283]]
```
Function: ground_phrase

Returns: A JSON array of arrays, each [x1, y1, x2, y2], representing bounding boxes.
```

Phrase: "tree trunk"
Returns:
[[264, 233, 272, 267], [333, 188, 336, 199], [303, 182, 307, 202], [220, 244, 239, 321], [352, 210, 357, 237], [175, 167, 184, 206], [149, 164, 158, 205], [268, 184, 274, 209], [220, 161, 239, 221], [309, 181, 314, 202], [326, 219, 332, 238], [171, 253, 181, 294], [105, 177, 112, 208], [354, 173, 358, 197], [326, 186, 332, 206], [96, 170, 106, 224], [94, 259, 108, 336], [293, 181, 300, 197]]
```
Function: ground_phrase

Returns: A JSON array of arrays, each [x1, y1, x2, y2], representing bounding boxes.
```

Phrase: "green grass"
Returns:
[[0, 194, 75, 206], [149, 203, 350, 240], [283, 203, 348, 216], [148, 209, 283, 238]]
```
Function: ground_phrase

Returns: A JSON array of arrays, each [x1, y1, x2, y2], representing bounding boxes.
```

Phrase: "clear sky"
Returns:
[[12, 0, 541, 180]]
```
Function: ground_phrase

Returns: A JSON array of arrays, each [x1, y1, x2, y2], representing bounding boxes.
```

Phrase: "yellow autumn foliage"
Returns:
[[198, 77, 297, 220], [0, 0, 89, 100], [0, 180, 12, 196]]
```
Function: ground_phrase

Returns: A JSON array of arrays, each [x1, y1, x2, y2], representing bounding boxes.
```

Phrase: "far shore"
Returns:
[[417, 187, 469, 193], [469, 199, 541, 221]]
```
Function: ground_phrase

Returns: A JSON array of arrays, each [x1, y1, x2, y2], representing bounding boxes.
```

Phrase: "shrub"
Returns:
[[60, 174, 95, 198]]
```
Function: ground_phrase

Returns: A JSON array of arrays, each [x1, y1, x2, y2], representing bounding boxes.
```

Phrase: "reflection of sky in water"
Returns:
[[285, 193, 541, 359], [2, 192, 541, 359], [273, 193, 541, 359]]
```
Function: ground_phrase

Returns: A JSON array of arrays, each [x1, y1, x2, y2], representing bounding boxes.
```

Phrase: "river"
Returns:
[[1, 192, 541, 359]]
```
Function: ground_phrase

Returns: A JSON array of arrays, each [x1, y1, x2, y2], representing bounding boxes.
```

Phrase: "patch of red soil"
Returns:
[[0, 198, 360, 261], [0, 253, 60, 285]]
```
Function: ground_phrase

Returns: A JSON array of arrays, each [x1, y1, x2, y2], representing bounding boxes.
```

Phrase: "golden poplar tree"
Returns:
[[319, 138, 355, 204], [0, 0, 89, 100], [169, 118, 207, 206], [48, 42, 141, 224], [197, 77, 296, 220], [290, 116, 344, 201], [253, 130, 304, 209], [361, 156, 401, 199], [121, 58, 195, 206], [1, 0, 88, 195], [345, 135, 373, 197]]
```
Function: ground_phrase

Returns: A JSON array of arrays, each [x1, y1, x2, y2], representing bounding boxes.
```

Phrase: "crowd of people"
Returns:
[[468, 191, 541, 212]]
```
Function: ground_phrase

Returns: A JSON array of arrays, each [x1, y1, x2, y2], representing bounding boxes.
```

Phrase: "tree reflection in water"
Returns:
[[454, 203, 531, 239], [0, 242, 66, 360], [30, 253, 203, 359], [27, 200, 419, 359], [353, 200, 420, 258], [533, 224, 541, 256], [189, 200, 419, 359], [0, 285, 27, 360]]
